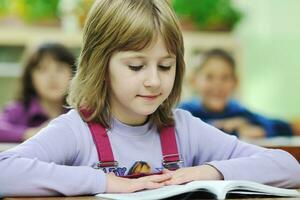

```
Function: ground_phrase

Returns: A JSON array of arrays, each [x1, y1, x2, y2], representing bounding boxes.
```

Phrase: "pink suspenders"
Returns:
[[81, 109, 182, 178], [159, 126, 182, 170], [87, 120, 118, 167]]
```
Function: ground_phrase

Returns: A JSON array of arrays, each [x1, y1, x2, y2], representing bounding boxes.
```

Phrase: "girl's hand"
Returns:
[[163, 165, 223, 185], [105, 172, 172, 193]]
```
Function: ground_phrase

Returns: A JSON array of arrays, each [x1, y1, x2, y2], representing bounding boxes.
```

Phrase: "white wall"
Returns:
[[234, 0, 300, 120]]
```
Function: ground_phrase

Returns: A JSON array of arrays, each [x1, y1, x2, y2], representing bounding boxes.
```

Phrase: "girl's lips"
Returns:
[[137, 94, 161, 100]]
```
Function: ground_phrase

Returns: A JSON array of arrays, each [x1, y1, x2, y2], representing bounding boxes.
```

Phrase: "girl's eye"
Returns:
[[159, 65, 172, 71], [129, 65, 143, 71]]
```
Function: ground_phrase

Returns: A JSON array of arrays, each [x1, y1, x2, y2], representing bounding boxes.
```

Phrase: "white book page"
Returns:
[[96, 181, 229, 200], [188, 181, 300, 198], [95, 180, 300, 200], [225, 181, 300, 197], [96, 184, 189, 200]]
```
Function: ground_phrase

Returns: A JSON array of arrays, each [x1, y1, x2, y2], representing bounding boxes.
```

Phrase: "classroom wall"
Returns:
[[0, 0, 299, 121], [234, 0, 300, 120], [0, 77, 17, 107]]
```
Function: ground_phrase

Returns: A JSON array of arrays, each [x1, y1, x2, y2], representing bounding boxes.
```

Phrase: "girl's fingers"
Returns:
[[140, 173, 172, 182], [162, 168, 174, 175], [165, 175, 190, 185], [129, 182, 146, 192], [144, 181, 165, 189], [162, 168, 171, 173], [163, 169, 194, 185], [130, 176, 169, 192]]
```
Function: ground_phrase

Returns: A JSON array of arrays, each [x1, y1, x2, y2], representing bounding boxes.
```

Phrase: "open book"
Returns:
[[96, 180, 300, 200]]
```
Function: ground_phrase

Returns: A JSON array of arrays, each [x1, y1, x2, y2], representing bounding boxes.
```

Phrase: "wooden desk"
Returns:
[[4, 196, 300, 200], [4, 198, 99, 200], [243, 136, 300, 162]]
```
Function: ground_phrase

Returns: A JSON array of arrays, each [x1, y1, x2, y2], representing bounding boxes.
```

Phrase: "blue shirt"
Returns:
[[178, 98, 293, 137]]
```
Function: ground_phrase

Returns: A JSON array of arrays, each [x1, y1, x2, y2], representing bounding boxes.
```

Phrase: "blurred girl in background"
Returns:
[[0, 43, 75, 142]]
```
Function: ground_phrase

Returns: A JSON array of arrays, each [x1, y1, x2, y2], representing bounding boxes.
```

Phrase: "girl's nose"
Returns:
[[144, 66, 161, 88]]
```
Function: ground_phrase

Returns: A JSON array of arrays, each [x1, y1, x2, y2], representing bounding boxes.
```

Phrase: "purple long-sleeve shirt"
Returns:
[[0, 98, 67, 142], [0, 99, 49, 142], [0, 109, 300, 197]]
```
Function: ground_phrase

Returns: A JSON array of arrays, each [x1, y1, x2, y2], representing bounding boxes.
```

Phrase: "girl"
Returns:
[[0, 0, 300, 197], [179, 49, 294, 138], [0, 43, 75, 142]]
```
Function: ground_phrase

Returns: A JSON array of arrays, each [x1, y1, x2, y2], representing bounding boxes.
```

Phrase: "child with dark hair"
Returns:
[[179, 48, 293, 138], [0, 42, 76, 142]]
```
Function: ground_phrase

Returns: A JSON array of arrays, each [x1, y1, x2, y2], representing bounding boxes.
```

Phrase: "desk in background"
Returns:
[[243, 136, 300, 162], [0, 142, 18, 152]]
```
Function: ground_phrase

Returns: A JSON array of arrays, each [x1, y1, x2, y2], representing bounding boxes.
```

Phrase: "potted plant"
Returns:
[[22, 0, 60, 26], [172, 0, 243, 32]]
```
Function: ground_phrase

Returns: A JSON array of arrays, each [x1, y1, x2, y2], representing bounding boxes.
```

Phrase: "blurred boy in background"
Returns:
[[179, 48, 293, 138]]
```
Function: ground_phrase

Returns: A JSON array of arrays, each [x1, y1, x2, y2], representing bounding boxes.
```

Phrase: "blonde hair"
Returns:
[[67, 0, 185, 129]]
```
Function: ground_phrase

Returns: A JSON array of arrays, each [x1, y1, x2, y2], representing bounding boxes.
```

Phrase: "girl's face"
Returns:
[[108, 35, 176, 125], [32, 54, 72, 103], [193, 57, 236, 112]]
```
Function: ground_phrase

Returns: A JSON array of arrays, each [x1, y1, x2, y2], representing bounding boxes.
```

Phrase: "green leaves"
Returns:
[[172, 0, 243, 31]]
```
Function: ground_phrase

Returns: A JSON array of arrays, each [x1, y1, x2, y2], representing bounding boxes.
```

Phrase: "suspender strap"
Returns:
[[160, 126, 181, 169], [87, 122, 118, 168], [81, 109, 117, 168]]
